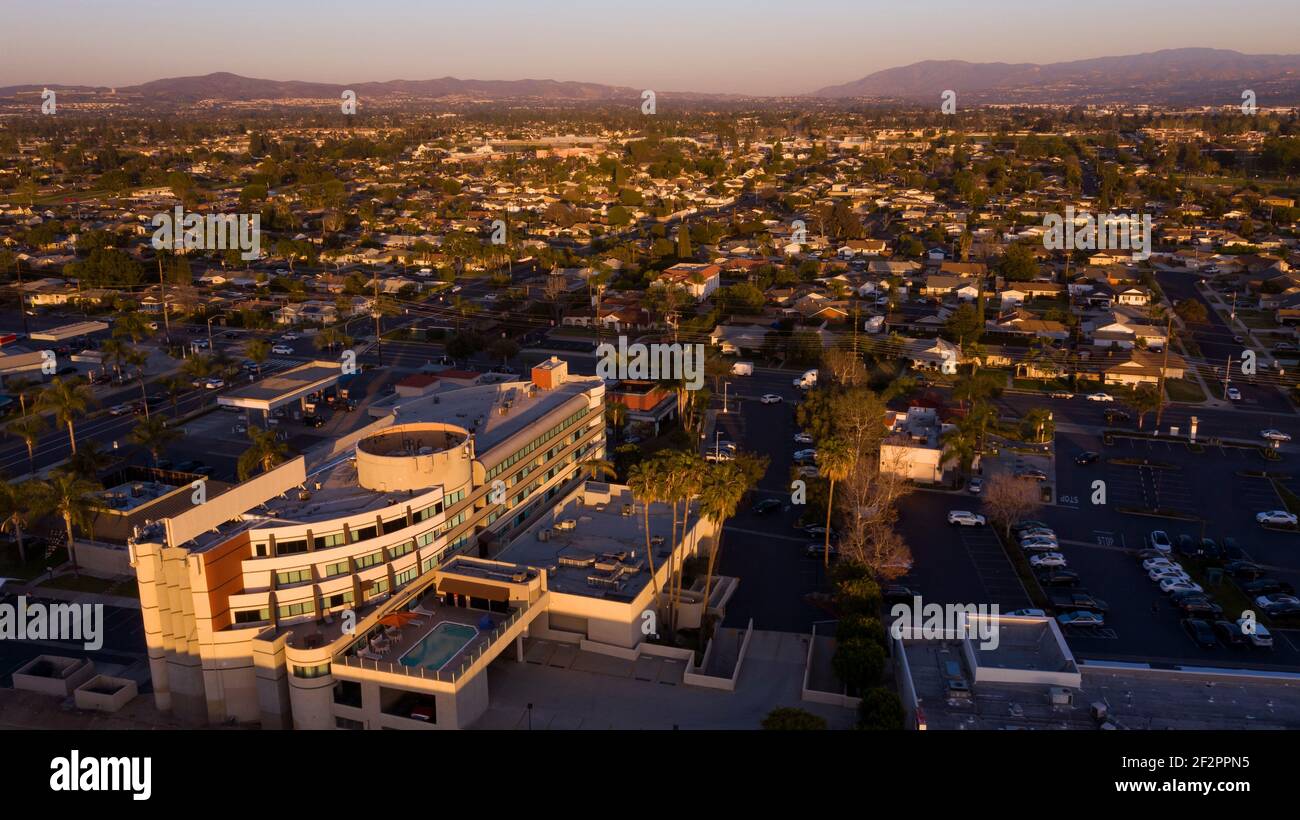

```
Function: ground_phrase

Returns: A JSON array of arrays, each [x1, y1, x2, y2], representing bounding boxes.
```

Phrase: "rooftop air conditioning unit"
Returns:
[[539, 528, 551, 542], [1049, 687, 1074, 707]]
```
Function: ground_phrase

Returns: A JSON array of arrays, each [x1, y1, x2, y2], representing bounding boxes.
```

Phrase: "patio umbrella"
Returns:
[[378, 612, 420, 628]]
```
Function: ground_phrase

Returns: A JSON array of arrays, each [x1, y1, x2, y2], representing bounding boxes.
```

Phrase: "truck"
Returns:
[[731, 360, 754, 376], [793, 369, 818, 389]]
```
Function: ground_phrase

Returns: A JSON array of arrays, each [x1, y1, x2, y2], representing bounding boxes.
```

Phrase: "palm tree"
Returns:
[[237, 427, 289, 481], [5, 375, 38, 416], [696, 460, 751, 608], [35, 376, 95, 455], [816, 438, 854, 567], [625, 461, 663, 615], [161, 375, 189, 418], [1022, 407, 1054, 443], [112, 310, 155, 345], [7, 413, 47, 473], [245, 337, 270, 378], [67, 438, 114, 479], [182, 353, 214, 384], [128, 415, 180, 466], [0, 478, 46, 563], [100, 337, 127, 382], [1133, 384, 1162, 430], [941, 423, 979, 479], [605, 402, 627, 443], [669, 451, 705, 630], [577, 458, 616, 483], [47, 470, 104, 576]]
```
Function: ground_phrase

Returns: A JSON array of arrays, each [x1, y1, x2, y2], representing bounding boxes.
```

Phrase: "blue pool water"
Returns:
[[399, 622, 478, 671]]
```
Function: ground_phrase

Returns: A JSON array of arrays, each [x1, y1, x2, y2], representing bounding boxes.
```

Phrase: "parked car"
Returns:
[[1012, 520, 1051, 535], [1180, 599, 1224, 618], [1016, 468, 1049, 482], [752, 498, 782, 515], [793, 432, 814, 445], [1260, 429, 1292, 442], [1225, 560, 1265, 579], [1227, 387, 1242, 401], [1257, 510, 1298, 526], [271, 345, 294, 355], [1161, 578, 1204, 594], [1213, 620, 1249, 647], [966, 477, 983, 495], [108, 404, 132, 416], [280, 333, 299, 341], [1143, 557, 1183, 572], [802, 525, 837, 541], [1086, 393, 1114, 402], [1148, 530, 1173, 554], [1074, 451, 1100, 465], [1241, 578, 1295, 596], [1238, 619, 1274, 648], [1019, 538, 1060, 552], [1057, 610, 1104, 628], [1220, 538, 1247, 562], [1049, 391, 1073, 399], [203, 378, 225, 390], [1038, 569, 1081, 587], [1174, 534, 1198, 556], [1149, 567, 1191, 582], [1182, 618, 1218, 648], [1050, 592, 1108, 613], [1254, 594, 1300, 612], [1005, 608, 1048, 617], [1029, 552, 1067, 568], [947, 511, 986, 527], [760, 394, 782, 405]]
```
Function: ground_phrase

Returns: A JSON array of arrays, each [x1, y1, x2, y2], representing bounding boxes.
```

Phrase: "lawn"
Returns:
[[0, 544, 68, 581], [41, 573, 139, 598], [1164, 378, 1206, 403]]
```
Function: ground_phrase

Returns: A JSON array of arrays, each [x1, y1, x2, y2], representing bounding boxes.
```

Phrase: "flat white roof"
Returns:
[[30, 321, 110, 341], [217, 360, 343, 411]]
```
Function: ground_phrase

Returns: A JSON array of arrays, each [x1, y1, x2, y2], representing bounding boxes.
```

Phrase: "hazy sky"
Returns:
[[3, 0, 1298, 95]]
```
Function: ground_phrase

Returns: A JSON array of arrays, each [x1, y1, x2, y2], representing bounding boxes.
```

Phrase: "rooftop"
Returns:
[[495, 484, 685, 600], [218, 360, 343, 410]]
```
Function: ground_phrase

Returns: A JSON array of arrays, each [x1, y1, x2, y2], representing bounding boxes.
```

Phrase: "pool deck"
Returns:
[[358, 596, 507, 677]]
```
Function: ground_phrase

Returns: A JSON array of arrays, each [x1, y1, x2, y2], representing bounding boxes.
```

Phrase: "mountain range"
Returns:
[[4, 49, 1299, 105]]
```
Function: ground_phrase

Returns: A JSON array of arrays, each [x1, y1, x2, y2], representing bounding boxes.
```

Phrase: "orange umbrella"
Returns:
[[378, 612, 420, 627]]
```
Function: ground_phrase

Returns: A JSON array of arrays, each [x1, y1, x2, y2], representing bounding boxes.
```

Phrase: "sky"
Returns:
[[2, 0, 1298, 96]]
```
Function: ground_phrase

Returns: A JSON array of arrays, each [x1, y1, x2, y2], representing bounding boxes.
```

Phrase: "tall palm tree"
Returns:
[[0, 478, 46, 563], [67, 438, 114, 480], [128, 416, 180, 466], [625, 461, 663, 613], [669, 451, 705, 630], [46, 470, 104, 576], [696, 460, 751, 607], [35, 376, 95, 456], [577, 458, 616, 483], [100, 337, 128, 383], [816, 438, 854, 567], [605, 402, 627, 443], [161, 374, 189, 418], [7, 413, 47, 473], [237, 427, 289, 481], [5, 375, 38, 416]]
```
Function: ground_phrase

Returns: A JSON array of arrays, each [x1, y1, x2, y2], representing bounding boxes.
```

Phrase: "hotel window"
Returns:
[[395, 567, 417, 587], [365, 579, 389, 599], [317, 532, 347, 549], [390, 541, 414, 559], [324, 590, 354, 609], [381, 516, 408, 535], [275, 568, 312, 587], [277, 600, 315, 619], [355, 551, 384, 570], [323, 560, 350, 578], [293, 663, 331, 679], [416, 530, 435, 547], [233, 608, 270, 625], [353, 525, 377, 542], [253, 542, 270, 557], [277, 539, 308, 556]]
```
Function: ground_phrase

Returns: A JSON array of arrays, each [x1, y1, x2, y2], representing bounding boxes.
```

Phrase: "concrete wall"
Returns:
[[73, 675, 138, 713]]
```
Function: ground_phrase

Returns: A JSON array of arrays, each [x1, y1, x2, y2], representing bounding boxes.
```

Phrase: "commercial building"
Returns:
[[129, 356, 721, 729]]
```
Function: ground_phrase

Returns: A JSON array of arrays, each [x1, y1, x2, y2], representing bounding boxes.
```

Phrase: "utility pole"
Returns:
[[157, 254, 171, 343], [1222, 354, 1232, 400], [372, 275, 384, 367], [15, 256, 28, 337], [1155, 314, 1172, 427]]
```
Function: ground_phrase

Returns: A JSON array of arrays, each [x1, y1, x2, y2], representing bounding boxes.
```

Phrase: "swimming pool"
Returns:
[[398, 622, 478, 672]]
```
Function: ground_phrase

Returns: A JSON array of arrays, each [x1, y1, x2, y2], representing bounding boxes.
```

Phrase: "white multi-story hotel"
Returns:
[[130, 357, 721, 729]]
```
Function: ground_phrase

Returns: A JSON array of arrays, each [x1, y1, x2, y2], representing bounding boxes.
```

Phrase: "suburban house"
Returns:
[[1101, 350, 1187, 387], [653, 263, 721, 302]]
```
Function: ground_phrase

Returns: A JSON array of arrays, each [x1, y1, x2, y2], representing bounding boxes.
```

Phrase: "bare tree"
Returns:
[[981, 473, 1041, 537]]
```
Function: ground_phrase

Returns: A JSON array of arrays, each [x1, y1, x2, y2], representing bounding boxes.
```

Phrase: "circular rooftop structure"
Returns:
[[355, 423, 473, 492]]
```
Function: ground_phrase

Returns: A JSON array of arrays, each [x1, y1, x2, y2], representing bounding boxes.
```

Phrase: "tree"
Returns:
[[696, 460, 752, 610], [997, 242, 1039, 281], [816, 438, 854, 567], [161, 375, 189, 418], [832, 636, 886, 694], [1020, 407, 1054, 443], [7, 413, 47, 473], [857, 687, 905, 730], [237, 427, 289, 481], [0, 479, 46, 563], [981, 472, 1041, 537], [35, 377, 95, 455], [489, 337, 520, 367], [128, 416, 180, 466], [761, 707, 828, 730], [577, 458, 616, 482], [1174, 299, 1208, 324], [625, 461, 664, 614], [46, 470, 104, 576], [245, 337, 271, 378], [1132, 384, 1161, 430], [944, 303, 984, 349]]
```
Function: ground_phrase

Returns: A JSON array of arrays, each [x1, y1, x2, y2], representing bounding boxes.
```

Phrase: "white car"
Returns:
[[1149, 567, 1190, 582], [204, 378, 225, 390], [793, 433, 814, 445], [1227, 387, 1242, 401], [1086, 393, 1114, 402], [947, 511, 986, 527], [1160, 578, 1203, 594], [1148, 530, 1173, 553], [793, 449, 817, 461], [1261, 429, 1292, 442], [1255, 594, 1300, 611], [1238, 619, 1273, 648], [760, 394, 782, 405], [108, 404, 132, 416], [271, 345, 294, 355], [1020, 540, 1060, 553], [280, 333, 299, 341], [1257, 510, 1299, 526], [1142, 557, 1182, 572], [1029, 552, 1067, 568], [1018, 529, 1057, 543]]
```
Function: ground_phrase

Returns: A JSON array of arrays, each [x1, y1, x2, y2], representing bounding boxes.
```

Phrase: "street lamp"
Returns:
[[206, 312, 226, 352], [722, 381, 731, 413]]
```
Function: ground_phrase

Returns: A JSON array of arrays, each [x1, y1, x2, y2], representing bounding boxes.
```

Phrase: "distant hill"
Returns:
[[811, 48, 1300, 104]]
